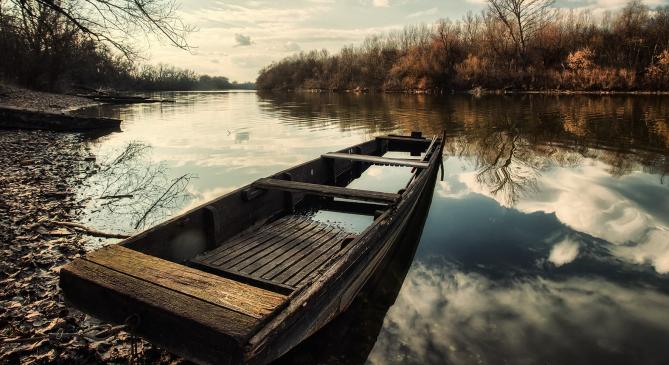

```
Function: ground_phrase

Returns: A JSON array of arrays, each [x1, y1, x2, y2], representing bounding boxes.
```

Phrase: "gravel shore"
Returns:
[[0, 84, 95, 113]]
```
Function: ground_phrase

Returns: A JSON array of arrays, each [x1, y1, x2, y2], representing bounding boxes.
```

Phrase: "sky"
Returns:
[[143, 0, 669, 82]]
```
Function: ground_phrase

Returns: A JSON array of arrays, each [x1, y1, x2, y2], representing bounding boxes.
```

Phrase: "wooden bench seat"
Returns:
[[253, 178, 401, 204], [322, 152, 429, 169]]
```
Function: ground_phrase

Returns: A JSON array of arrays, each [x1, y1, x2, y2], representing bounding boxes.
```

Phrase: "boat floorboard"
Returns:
[[191, 215, 356, 290]]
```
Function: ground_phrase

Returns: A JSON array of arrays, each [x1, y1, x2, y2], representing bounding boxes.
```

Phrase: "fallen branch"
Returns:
[[50, 221, 129, 239], [99, 194, 133, 200]]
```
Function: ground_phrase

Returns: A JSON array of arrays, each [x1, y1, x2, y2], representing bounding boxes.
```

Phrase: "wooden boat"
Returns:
[[60, 131, 445, 365]]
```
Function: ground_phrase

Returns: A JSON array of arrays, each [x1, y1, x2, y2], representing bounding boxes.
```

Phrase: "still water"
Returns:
[[79, 92, 669, 364]]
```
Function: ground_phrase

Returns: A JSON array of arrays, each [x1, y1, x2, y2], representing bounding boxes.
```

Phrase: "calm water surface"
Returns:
[[79, 92, 669, 365]]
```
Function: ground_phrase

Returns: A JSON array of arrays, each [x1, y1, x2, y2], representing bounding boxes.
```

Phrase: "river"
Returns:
[[77, 92, 669, 365]]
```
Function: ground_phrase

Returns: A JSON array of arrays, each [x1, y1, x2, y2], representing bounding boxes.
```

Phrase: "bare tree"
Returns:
[[487, 0, 555, 65], [4, 0, 194, 57]]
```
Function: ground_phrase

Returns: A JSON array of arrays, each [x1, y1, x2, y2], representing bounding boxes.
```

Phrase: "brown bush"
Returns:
[[645, 50, 669, 90]]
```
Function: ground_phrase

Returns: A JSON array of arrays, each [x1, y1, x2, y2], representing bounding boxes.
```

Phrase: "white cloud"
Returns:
[[613, 229, 669, 274], [372, 0, 390, 7], [283, 41, 301, 52], [548, 238, 580, 266], [458, 156, 669, 274], [407, 7, 438, 18], [565, 0, 666, 14], [367, 262, 669, 365]]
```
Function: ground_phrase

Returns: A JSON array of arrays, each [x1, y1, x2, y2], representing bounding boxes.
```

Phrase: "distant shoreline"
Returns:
[[265, 88, 669, 96]]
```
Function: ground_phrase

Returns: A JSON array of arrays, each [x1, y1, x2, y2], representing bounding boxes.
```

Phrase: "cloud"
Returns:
[[367, 262, 669, 364], [548, 238, 580, 266], [564, 0, 666, 13], [234, 33, 252, 46], [231, 54, 275, 68], [372, 0, 390, 7], [407, 7, 438, 18], [283, 41, 301, 52], [613, 229, 669, 274], [458, 156, 669, 274]]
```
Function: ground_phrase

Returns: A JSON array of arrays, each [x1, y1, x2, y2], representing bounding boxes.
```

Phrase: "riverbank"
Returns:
[[1, 131, 123, 362], [0, 84, 122, 132], [0, 84, 96, 113], [288, 87, 669, 95], [0, 131, 177, 361]]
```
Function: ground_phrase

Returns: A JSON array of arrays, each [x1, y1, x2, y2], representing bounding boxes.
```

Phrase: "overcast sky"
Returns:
[[144, 0, 668, 82]]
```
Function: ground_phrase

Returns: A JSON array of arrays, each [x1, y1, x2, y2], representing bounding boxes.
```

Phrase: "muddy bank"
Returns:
[[0, 130, 180, 364]]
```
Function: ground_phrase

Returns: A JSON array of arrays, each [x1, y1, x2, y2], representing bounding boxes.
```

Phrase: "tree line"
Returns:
[[0, 0, 252, 91], [256, 0, 669, 92]]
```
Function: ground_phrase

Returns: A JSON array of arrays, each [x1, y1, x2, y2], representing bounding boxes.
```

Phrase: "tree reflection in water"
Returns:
[[82, 141, 195, 233]]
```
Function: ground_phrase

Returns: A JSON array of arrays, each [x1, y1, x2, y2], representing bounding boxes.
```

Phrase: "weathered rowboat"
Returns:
[[60, 131, 445, 365]]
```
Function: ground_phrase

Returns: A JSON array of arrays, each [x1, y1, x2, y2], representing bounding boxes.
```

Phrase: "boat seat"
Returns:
[[322, 152, 429, 169], [253, 178, 400, 204], [191, 215, 356, 292]]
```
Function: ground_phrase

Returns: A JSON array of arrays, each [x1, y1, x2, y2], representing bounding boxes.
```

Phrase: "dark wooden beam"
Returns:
[[321, 153, 429, 169], [254, 178, 400, 204]]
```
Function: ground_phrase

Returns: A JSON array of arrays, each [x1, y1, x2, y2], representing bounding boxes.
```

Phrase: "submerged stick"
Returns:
[[50, 221, 129, 239]]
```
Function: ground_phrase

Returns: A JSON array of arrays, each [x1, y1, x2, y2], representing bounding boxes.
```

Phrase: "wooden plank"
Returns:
[[204, 215, 305, 265], [60, 259, 251, 365], [262, 227, 341, 281], [191, 261, 296, 295], [254, 178, 400, 204], [85, 245, 286, 319], [425, 135, 438, 154], [228, 220, 323, 272], [221, 216, 298, 252], [295, 235, 358, 288], [322, 152, 429, 169], [377, 135, 429, 143], [286, 234, 351, 287], [281, 231, 352, 287], [217, 218, 317, 269], [247, 225, 334, 277]]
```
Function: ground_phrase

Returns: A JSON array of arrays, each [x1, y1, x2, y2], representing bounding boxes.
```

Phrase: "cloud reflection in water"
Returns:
[[369, 262, 669, 365]]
